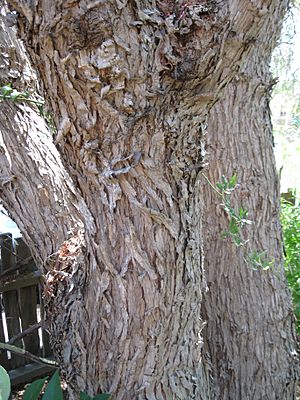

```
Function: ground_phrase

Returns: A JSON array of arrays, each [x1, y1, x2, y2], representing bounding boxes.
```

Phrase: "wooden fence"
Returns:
[[0, 233, 54, 386]]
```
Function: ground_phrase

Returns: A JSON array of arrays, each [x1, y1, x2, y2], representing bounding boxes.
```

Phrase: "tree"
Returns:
[[202, 79, 298, 398], [0, 0, 298, 399]]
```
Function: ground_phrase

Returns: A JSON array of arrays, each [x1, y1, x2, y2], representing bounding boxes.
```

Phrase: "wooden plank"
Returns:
[[9, 360, 56, 387], [0, 297, 9, 369], [15, 238, 36, 273], [0, 234, 25, 369], [17, 239, 40, 357], [0, 272, 41, 292], [42, 329, 52, 358], [38, 290, 52, 358], [19, 286, 40, 355]]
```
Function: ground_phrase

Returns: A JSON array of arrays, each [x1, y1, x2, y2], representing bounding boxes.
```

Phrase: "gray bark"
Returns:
[[203, 80, 298, 399], [0, 6, 83, 263], [0, 0, 298, 399], [203, 5, 299, 396]]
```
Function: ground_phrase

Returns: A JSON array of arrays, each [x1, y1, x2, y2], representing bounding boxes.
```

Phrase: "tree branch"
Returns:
[[0, 7, 87, 264], [0, 342, 57, 367], [7, 321, 43, 345]]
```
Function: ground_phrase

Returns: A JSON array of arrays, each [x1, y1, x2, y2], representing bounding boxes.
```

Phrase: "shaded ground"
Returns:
[[11, 388, 24, 400], [11, 385, 300, 399]]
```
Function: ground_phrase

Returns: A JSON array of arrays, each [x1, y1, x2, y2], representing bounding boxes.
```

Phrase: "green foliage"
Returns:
[[0, 83, 44, 107], [0, 365, 11, 400], [203, 173, 274, 271], [204, 174, 252, 247], [41, 370, 63, 400], [0, 367, 111, 400], [23, 377, 48, 400], [245, 250, 274, 271], [80, 394, 94, 400], [0, 83, 55, 133], [281, 199, 300, 332]]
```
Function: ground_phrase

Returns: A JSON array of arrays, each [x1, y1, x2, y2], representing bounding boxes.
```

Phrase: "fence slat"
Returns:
[[16, 239, 40, 357], [9, 361, 56, 387], [0, 272, 41, 293], [0, 233, 53, 381], [39, 301, 52, 357], [1, 234, 25, 369], [0, 299, 9, 369]]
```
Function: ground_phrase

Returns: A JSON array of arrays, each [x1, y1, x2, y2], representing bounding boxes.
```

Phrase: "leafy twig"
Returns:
[[203, 173, 274, 271], [0, 84, 44, 107], [202, 173, 252, 247], [244, 250, 274, 271], [0, 83, 56, 133]]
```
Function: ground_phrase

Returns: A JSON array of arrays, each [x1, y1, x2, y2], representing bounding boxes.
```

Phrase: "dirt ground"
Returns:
[[11, 389, 24, 400]]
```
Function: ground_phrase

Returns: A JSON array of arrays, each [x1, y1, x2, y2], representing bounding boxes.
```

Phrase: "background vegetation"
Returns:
[[281, 200, 300, 333]]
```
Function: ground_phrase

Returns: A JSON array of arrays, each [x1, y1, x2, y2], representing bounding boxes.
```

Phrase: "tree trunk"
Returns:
[[203, 81, 299, 398], [202, 29, 299, 398], [0, 0, 298, 398]]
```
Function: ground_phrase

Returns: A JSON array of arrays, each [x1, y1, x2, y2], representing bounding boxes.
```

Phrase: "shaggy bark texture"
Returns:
[[0, 0, 297, 398], [203, 81, 298, 399], [202, 4, 299, 397], [0, 6, 83, 263]]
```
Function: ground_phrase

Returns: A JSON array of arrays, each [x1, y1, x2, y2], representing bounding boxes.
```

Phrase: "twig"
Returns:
[[0, 342, 58, 367], [8, 321, 43, 345], [201, 173, 223, 197]]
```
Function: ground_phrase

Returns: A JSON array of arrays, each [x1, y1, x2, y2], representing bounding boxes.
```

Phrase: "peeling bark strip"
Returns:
[[1, 0, 297, 398]]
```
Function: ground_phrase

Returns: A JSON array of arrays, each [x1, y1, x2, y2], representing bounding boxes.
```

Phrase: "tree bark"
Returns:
[[203, 80, 299, 399], [0, 0, 298, 399], [202, 10, 299, 396], [0, 6, 84, 263]]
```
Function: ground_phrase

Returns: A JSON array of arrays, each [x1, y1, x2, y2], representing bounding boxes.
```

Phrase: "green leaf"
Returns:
[[221, 175, 228, 187], [10, 89, 22, 100], [80, 393, 93, 400], [94, 395, 111, 400], [22, 90, 30, 98], [221, 231, 230, 239], [0, 366, 11, 400], [23, 377, 48, 400], [238, 207, 247, 219], [228, 219, 239, 234], [42, 370, 63, 400], [229, 174, 237, 188], [232, 235, 244, 247], [216, 182, 224, 191], [0, 84, 13, 97]]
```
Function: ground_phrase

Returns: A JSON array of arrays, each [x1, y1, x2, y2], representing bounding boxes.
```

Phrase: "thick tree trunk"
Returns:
[[0, 0, 298, 399], [202, 37, 299, 399], [3, 3, 216, 397]]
